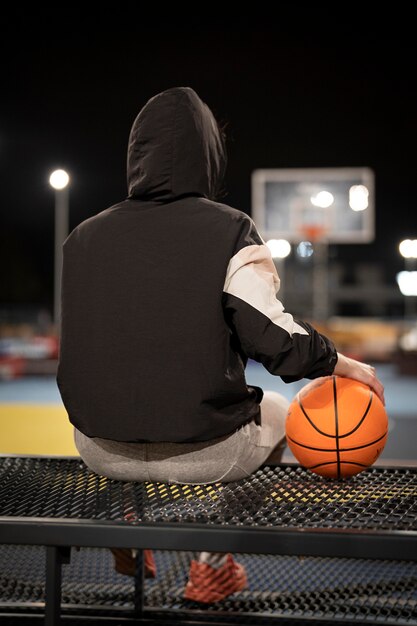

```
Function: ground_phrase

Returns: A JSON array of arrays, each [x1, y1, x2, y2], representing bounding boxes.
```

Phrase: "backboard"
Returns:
[[251, 167, 375, 243]]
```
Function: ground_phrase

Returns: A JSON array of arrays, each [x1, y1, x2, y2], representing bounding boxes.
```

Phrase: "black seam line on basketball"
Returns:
[[298, 387, 374, 439], [338, 390, 373, 438], [298, 399, 335, 437], [333, 376, 341, 480], [287, 431, 388, 452], [307, 461, 368, 470]]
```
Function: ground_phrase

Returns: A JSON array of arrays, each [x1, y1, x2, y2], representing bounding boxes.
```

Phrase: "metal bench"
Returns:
[[0, 455, 416, 625]]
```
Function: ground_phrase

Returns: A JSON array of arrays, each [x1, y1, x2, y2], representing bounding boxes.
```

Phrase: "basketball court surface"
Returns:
[[0, 359, 415, 463]]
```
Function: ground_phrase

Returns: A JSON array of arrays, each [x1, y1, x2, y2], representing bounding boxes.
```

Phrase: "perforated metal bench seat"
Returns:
[[0, 456, 416, 625]]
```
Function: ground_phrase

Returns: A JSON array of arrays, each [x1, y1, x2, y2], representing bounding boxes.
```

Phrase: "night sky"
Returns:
[[2, 19, 416, 313]]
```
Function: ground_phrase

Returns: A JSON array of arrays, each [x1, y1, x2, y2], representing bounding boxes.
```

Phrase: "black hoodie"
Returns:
[[56, 87, 337, 443]]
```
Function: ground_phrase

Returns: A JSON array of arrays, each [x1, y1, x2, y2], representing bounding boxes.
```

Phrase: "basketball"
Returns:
[[285, 376, 388, 479]]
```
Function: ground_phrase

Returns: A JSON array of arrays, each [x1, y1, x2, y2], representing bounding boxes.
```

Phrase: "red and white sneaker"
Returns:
[[184, 554, 248, 603], [110, 548, 156, 578]]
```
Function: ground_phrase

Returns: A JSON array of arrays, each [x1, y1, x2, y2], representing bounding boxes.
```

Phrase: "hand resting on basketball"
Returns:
[[333, 353, 385, 406]]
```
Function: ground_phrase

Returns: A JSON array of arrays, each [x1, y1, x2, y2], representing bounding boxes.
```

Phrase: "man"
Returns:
[[57, 87, 384, 603]]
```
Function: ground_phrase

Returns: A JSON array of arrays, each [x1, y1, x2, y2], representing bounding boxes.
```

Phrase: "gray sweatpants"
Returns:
[[73, 390, 289, 484]]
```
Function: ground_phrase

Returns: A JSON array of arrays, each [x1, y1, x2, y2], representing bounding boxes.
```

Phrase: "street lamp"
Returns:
[[49, 169, 70, 335]]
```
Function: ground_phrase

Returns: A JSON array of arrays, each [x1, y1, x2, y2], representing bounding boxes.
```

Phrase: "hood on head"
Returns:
[[127, 87, 226, 202]]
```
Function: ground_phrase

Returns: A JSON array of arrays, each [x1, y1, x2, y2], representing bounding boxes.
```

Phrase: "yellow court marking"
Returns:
[[0, 404, 79, 456]]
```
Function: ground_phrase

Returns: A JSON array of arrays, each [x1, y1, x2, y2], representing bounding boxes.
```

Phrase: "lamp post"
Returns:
[[49, 169, 70, 336], [398, 239, 417, 320]]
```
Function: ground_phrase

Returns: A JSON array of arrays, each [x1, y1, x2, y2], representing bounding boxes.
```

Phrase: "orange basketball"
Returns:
[[285, 376, 388, 479]]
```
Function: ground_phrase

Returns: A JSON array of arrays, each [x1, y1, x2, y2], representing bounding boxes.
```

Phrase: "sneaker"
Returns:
[[110, 548, 156, 578], [184, 553, 247, 603]]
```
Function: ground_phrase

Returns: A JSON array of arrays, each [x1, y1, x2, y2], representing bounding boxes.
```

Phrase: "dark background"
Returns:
[[2, 18, 416, 311]]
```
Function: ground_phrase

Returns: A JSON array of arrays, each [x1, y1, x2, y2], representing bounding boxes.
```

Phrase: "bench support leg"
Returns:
[[133, 549, 144, 616], [45, 546, 71, 626]]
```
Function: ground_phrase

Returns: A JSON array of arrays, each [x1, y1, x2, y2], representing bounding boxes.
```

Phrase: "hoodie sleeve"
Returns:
[[222, 215, 338, 383]]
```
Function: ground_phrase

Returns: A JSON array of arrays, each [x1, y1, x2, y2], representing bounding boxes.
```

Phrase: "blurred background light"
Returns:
[[297, 241, 314, 258], [399, 239, 417, 259], [310, 191, 334, 208], [349, 184, 369, 211], [266, 239, 291, 259], [396, 271, 417, 296], [49, 169, 70, 190]]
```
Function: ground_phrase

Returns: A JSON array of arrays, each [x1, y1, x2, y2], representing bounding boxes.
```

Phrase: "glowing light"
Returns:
[[49, 169, 70, 190], [399, 327, 417, 351], [297, 241, 314, 258], [396, 271, 417, 296], [266, 239, 291, 258], [349, 185, 369, 211], [310, 191, 334, 208], [399, 239, 417, 259]]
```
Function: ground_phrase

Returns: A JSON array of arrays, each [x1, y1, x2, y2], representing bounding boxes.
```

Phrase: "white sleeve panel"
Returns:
[[223, 244, 309, 337]]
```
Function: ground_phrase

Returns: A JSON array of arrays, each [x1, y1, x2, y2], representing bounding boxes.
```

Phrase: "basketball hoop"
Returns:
[[300, 224, 328, 242]]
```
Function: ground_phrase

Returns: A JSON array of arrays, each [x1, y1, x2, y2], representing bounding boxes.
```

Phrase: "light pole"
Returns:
[[49, 169, 70, 336]]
